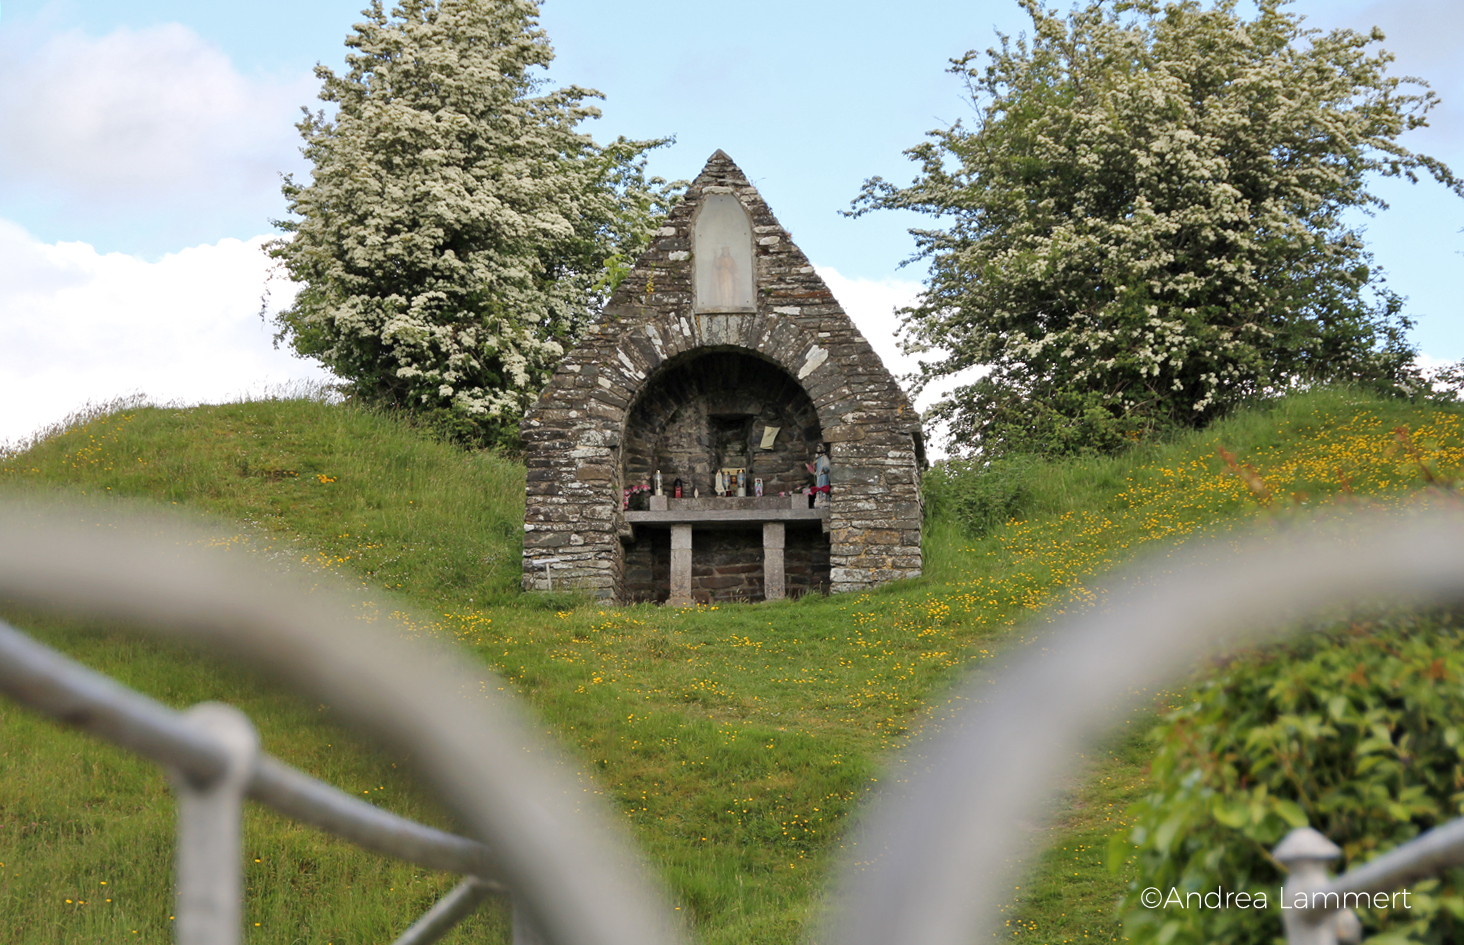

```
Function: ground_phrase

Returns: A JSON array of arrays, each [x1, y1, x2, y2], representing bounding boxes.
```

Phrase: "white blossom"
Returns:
[[268, 0, 678, 435], [855, 0, 1459, 456]]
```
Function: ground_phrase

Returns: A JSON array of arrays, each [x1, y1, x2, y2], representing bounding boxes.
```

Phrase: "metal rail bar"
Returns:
[[1306, 818, 1464, 917], [0, 507, 685, 945], [0, 617, 504, 885], [390, 879, 497, 945], [249, 755, 503, 885], [0, 616, 231, 776]]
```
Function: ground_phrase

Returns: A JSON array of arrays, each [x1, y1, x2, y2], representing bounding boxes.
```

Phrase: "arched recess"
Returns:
[[622, 349, 822, 496], [618, 349, 830, 603], [693, 194, 755, 313]]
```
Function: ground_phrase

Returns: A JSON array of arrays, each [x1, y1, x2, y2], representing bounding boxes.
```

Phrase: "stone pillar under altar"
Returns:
[[763, 522, 786, 601], [669, 524, 694, 606]]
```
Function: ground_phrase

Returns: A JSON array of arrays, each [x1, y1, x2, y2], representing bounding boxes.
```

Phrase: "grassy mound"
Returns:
[[2, 388, 1462, 944]]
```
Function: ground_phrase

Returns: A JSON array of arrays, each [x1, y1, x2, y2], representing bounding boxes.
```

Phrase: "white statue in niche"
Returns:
[[694, 193, 755, 312]]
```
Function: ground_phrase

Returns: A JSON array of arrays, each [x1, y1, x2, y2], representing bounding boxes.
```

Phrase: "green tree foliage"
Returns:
[[855, 0, 1461, 457], [1114, 613, 1464, 944], [269, 0, 679, 443]]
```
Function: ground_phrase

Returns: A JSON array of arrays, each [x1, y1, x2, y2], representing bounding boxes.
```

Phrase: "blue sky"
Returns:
[[2, 0, 1461, 446]]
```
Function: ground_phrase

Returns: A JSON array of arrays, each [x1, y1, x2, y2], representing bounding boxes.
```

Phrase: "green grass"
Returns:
[[2, 387, 1463, 944], [998, 725, 1155, 943]]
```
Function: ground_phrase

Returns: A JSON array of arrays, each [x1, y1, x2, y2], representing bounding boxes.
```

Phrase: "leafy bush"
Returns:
[[1423, 361, 1464, 405], [1114, 612, 1464, 944], [921, 456, 1033, 537]]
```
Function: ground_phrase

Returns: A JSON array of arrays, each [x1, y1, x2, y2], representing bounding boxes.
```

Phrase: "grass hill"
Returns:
[[2, 388, 1462, 944]]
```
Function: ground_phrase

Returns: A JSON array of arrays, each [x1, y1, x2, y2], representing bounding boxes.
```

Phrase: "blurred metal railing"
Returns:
[[5, 503, 1464, 944], [0, 620, 504, 945], [1271, 818, 1464, 945], [815, 501, 1464, 945], [0, 507, 683, 945]]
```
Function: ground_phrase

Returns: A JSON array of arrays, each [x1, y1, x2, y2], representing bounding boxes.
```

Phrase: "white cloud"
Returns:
[[1415, 352, 1456, 371], [0, 23, 313, 206], [0, 220, 333, 449], [815, 265, 924, 386]]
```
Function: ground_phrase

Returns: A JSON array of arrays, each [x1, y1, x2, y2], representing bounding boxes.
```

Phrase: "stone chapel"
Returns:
[[522, 151, 923, 603]]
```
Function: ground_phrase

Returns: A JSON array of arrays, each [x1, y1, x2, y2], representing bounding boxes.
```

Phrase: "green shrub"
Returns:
[[1114, 612, 1464, 944], [921, 456, 1034, 537], [395, 402, 524, 455]]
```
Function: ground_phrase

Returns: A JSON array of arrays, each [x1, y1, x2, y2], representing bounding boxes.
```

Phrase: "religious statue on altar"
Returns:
[[807, 443, 831, 508]]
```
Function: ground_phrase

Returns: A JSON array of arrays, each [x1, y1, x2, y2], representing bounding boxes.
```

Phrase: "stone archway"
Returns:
[[619, 349, 830, 603], [622, 349, 821, 498]]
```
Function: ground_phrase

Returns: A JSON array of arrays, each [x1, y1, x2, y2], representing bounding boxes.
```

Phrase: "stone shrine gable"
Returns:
[[522, 151, 923, 602]]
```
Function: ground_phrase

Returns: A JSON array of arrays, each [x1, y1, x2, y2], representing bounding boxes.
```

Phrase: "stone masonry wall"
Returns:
[[523, 150, 922, 600]]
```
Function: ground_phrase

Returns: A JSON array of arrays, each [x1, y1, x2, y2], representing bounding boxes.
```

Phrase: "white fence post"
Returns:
[[1274, 828, 1362, 945], [171, 703, 259, 945]]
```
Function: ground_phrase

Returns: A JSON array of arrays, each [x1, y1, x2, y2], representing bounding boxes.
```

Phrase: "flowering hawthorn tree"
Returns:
[[269, 0, 677, 441], [855, 0, 1461, 457]]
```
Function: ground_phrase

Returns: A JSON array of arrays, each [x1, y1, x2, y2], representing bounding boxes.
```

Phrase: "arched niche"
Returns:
[[622, 350, 821, 498], [694, 193, 755, 313], [620, 349, 829, 603]]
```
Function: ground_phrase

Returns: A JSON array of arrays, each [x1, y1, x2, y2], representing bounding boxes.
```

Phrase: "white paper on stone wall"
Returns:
[[760, 426, 779, 449]]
